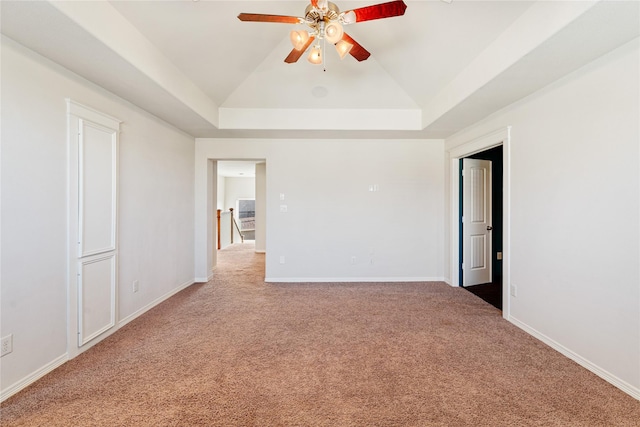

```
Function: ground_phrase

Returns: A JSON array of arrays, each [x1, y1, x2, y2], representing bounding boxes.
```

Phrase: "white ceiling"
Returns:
[[1, 1, 638, 139], [217, 160, 262, 178]]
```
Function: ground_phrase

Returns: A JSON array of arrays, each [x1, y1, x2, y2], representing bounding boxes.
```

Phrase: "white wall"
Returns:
[[223, 177, 255, 213], [195, 139, 445, 282], [216, 175, 226, 210], [445, 38, 640, 397], [1, 36, 195, 399]]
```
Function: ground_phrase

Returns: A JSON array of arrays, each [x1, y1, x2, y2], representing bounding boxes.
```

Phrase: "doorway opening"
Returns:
[[460, 146, 503, 310], [448, 127, 510, 318], [214, 160, 266, 270]]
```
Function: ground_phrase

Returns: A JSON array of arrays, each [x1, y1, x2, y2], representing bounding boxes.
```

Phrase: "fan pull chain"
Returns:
[[323, 37, 326, 72]]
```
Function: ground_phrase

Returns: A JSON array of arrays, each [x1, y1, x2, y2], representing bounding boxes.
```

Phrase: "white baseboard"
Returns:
[[119, 279, 196, 328], [1, 353, 69, 402], [194, 274, 212, 283], [509, 315, 640, 401], [255, 250, 266, 254], [265, 277, 446, 283]]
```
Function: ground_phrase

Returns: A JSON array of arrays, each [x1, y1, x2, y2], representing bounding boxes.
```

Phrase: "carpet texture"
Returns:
[[2, 243, 639, 426]]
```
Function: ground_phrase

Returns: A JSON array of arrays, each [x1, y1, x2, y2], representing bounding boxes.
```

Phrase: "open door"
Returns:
[[462, 158, 492, 287]]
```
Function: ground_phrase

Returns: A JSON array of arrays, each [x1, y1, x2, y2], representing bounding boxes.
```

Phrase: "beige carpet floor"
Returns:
[[2, 242, 639, 426]]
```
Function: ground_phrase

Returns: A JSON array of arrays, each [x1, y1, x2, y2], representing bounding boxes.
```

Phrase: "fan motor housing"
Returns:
[[304, 2, 340, 24]]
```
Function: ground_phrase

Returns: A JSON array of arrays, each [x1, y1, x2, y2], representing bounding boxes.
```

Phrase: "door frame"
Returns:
[[449, 127, 511, 318]]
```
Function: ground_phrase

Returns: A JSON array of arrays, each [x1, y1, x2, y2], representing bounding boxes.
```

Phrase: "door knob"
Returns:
[[487, 226, 493, 231]]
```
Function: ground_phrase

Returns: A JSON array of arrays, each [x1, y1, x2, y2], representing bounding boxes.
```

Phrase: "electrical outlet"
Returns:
[[279, 256, 285, 264], [350, 256, 356, 265], [133, 280, 139, 293], [510, 284, 517, 298], [1, 334, 13, 357]]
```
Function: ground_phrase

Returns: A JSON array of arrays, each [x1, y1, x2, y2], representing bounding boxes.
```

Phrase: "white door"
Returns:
[[462, 158, 492, 287], [67, 100, 120, 355]]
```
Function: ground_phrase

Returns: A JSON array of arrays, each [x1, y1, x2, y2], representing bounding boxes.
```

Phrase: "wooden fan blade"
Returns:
[[237, 13, 300, 24], [285, 36, 316, 63], [341, 33, 371, 61], [310, 0, 319, 7], [347, 0, 407, 23]]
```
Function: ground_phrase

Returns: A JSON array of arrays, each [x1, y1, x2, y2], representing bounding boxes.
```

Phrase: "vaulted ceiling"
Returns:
[[2, 1, 638, 139]]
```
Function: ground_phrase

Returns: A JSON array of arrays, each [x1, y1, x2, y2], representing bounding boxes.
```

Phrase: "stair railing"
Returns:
[[229, 208, 245, 244]]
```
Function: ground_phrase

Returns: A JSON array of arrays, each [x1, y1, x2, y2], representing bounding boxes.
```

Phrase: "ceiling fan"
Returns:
[[238, 0, 408, 65]]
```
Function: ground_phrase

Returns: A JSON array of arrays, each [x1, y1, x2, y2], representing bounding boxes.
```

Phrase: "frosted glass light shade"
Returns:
[[341, 10, 356, 24], [308, 46, 322, 64], [335, 40, 353, 59], [324, 22, 343, 44], [290, 30, 310, 51]]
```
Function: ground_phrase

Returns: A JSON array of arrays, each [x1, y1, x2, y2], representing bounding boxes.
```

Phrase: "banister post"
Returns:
[[216, 209, 221, 250], [229, 208, 234, 244]]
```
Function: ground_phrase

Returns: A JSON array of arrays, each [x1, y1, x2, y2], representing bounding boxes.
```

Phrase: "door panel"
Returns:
[[463, 158, 492, 286], [78, 254, 116, 346], [79, 121, 117, 257], [471, 234, 487, 269]]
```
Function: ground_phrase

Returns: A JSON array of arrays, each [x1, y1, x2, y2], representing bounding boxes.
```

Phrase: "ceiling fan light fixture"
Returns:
[[308, 46, 322, 64], [324, 22, 343, 44], [238, 0, 408, 64], [335, 40, 353, 59], [289, 30, 310, 51]]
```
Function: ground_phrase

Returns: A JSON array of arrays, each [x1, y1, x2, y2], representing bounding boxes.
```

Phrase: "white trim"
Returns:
[[219, 107, 421, 131], [194, 271, 214, 283], [449, 128, 508, 158], [447, 126, 511, 319], [509, 316, 640, 401], [66, 99, 121, 129], [265, 277, 446, 283], [0, 354, 69, 402], [118, 279, 196, 328], [255, 250, 266, 254]]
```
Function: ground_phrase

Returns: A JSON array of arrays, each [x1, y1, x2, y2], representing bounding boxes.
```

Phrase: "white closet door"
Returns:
[[462, 158, 492, 287], [67, 100, 120, 351]]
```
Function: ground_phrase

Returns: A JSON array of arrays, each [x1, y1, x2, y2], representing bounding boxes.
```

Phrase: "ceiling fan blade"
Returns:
[[346, 0, 407, 23], [310, 0, 319, 7], [341, 33, 371, 62], [237, 13, 300, 24], [285, 36, 316, 63]]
